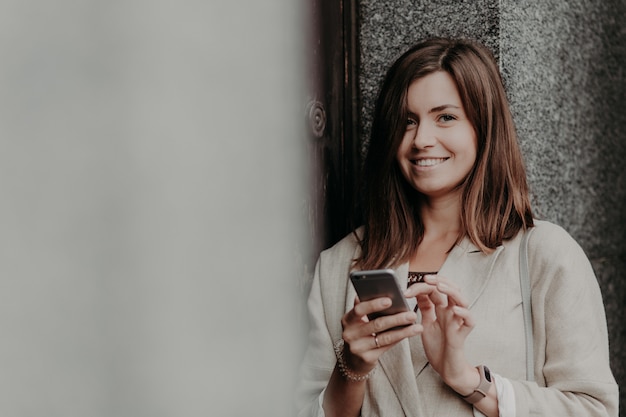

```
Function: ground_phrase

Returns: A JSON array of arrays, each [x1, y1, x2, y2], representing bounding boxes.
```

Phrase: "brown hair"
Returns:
[[355, 37, 534, 270]]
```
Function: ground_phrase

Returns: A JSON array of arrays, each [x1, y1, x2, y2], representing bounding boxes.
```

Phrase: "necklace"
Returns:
[[407, 271, 438, 286]]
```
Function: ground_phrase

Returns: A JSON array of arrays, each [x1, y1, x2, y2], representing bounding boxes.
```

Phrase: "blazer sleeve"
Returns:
[[295, 254, 340, 417], [509, 222, 618, 416]]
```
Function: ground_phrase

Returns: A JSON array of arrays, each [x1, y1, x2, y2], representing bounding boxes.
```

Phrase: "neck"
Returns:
[[408, 192, 463, 272], [420, 192, 462, 238]]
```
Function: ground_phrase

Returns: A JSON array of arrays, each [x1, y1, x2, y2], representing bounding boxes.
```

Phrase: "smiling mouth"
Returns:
[[412, 158, 449, 167]]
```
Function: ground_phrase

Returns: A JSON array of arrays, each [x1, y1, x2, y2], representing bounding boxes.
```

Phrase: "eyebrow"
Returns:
[[429, 104, 462, 113]]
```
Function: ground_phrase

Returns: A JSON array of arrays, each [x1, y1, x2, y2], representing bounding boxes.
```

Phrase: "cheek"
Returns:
[[395, 140, 408, 162], [469, 136, 478, 164], [394, 146, 410, 178], [397, 133, 413, 157]]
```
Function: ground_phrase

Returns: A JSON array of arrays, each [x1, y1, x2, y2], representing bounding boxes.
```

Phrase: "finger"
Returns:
[[341, 297, 393, 339], [423, 274, 460, 291], [347, 320, 423, 357], [373, 323, 423, 349], [341, 297, 366, 333], [452, 305, 476, 329], [352, 297, 392, 319], [366, 311, 418, 335], [403, 281, 438, 298], [424, 275, 468, 308], [426, 286, 448, 307], [437, 283, 468, 308], [352, 296, 371, 323], [416, 293, 437, 323]]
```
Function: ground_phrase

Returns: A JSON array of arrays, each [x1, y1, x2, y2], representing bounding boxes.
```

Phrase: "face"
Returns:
[[396, 71, 477, 201]]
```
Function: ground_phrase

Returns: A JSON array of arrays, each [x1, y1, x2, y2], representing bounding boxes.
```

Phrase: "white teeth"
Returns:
[[415, 158, 446, 167]]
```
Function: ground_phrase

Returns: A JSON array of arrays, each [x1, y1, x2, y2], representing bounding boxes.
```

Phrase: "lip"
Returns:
[[410, 157, 450, 169]]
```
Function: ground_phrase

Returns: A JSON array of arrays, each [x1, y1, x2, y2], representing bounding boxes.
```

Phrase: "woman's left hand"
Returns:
[[404, 274, 477, 391]]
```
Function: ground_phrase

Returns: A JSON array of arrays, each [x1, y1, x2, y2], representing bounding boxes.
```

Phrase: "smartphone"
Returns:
[[349, 269, 410, 323]]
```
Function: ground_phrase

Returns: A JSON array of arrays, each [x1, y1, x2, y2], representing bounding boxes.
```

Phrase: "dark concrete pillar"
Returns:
[[358, 1, 626, 412]]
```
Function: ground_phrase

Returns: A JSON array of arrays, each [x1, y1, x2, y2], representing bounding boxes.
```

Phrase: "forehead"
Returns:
[[406, 71, 463, 109]]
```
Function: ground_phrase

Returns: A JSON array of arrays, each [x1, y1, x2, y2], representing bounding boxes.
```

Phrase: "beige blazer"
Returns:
[[296, 221, 618, 416]]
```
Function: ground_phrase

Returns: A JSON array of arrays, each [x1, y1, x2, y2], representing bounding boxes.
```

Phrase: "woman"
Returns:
[[296, 38, 618, 416]]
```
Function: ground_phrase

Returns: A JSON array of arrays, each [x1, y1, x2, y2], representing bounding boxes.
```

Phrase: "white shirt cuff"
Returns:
[[472, 373, 515, 417], [315, 387, 327, 417]]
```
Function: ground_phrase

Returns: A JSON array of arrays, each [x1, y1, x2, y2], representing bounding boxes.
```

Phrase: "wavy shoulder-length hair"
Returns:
[[355, 37, 534, 270]]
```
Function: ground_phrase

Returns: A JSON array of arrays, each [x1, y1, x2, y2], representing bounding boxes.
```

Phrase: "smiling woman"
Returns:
[[296, 38, 618, 417], [396, 71, 477, 201], [358, 39, 533, 272]]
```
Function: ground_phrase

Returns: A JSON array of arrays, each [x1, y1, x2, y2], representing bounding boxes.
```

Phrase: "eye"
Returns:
[[437, 113, 457, 123], [407, 117, 417, 126]]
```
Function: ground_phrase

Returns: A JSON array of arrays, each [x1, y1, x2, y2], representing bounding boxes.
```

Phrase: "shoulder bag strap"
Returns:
[[519, 227, 535, 382]]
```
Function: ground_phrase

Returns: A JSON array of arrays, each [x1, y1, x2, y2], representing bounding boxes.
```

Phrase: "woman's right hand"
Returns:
[[339, 297, 422, 375]]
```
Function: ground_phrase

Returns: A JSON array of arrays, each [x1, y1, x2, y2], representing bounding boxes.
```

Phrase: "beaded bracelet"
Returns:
[[333, 339, 376, 382]]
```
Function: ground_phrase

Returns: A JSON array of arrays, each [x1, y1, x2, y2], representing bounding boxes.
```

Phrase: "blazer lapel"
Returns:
[[439, 238, 504, 308], [344, 242, 503, 416], [376, 263, 426, 416], [379, 339, 425, 416]]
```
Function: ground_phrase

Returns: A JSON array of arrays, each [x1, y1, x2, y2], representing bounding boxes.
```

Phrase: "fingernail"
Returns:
[[381, 298, 392, 307]]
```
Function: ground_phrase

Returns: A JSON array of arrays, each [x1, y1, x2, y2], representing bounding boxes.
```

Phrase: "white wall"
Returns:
[[0, 1, 306, 415]]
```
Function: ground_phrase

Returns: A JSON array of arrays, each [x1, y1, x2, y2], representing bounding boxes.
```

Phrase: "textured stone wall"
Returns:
[[500, 4, 626, 411], [359, 1, 625, 413], [359, 0, 500, 157]]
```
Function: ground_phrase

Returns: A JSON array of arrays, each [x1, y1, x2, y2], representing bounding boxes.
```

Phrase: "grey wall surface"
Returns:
[[0, 1, 305, 416], [359, 0, 625, 414], [500, 4, 626, 413]]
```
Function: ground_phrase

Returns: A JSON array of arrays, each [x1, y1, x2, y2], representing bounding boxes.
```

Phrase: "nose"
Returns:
[[413, 122, 437, 149]]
